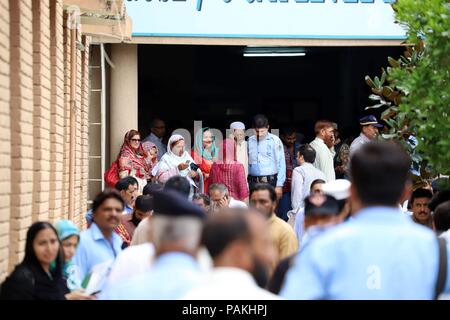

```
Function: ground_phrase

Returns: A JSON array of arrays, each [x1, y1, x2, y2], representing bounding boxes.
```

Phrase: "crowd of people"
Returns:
[[1, 114, 449, 300]]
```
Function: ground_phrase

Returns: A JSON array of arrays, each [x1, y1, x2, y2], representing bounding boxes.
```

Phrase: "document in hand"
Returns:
[[81, 259, 114, 295]]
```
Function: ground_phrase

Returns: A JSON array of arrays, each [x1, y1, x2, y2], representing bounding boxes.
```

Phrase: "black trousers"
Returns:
[[248, 175, 277, 191]]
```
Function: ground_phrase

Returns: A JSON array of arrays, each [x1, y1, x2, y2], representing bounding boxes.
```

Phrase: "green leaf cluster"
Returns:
[[365, 0, 450, 186]]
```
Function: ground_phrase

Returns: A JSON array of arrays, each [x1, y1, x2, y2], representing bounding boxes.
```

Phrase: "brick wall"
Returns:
[[80, 35, 90, 229], [32, 0, 51, 223], [74, 28, 82, 226], [0, 0, 10, 282], [0, 0, 92, 281], [49, 0, 64, 222], [62, 10, 70, 221], [9, 0, 35, 271]]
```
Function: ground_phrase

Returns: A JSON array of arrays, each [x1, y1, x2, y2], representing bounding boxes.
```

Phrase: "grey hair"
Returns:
[[208, 183, 229, 196], [151, 215, 203, 252]]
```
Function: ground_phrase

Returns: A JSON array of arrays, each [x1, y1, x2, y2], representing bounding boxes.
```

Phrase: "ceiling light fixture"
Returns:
[[243, 52, 306, 57], [243, 47, 307, 57]]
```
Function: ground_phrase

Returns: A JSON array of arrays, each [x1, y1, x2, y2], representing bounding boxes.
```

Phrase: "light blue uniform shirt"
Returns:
[[349, 132, 371, 159], [100, 252, 204, 300], [72, 222, 123, 281], [281, 206, 450, 299], [248, 133, 286, 187]]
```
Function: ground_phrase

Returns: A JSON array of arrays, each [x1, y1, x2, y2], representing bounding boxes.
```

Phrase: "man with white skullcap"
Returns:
[[228, 121, 248, 178], [322, 179, 352, 219], [294, 179, 351, 248], [230, 121, 245, 130], [268, 181, 352, 295], [267, 191, 343, 294]]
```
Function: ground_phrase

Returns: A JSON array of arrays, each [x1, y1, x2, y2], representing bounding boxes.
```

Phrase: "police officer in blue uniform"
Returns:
[[248, 114, 286, 200], [281, 141, 450, 299]]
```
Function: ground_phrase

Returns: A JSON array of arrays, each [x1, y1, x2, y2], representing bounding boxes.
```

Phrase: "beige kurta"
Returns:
[[235, 140, 248, 178], [310, 137, 336, 182], [268, 214, 298, 268]]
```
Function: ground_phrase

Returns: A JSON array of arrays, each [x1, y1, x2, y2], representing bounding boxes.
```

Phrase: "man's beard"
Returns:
[[250, 256, 269, 288], [325, 137, 334, 148]]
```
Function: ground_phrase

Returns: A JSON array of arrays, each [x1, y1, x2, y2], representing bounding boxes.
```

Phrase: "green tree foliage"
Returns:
[[366, 0, 450, 187]]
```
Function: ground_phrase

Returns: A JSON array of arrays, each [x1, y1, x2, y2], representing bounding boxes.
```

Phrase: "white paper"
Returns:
[[83, 259, 114, 296]]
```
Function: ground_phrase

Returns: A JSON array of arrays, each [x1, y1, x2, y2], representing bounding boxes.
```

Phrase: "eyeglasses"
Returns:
[[131, 139, 141, 142]]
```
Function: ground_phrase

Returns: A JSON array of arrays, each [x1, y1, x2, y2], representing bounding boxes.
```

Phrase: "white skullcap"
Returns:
[[230, 121, 245, 130], [322, 179, 351, 201]]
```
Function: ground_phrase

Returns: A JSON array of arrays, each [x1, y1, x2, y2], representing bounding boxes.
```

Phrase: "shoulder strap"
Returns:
[[435, 237, 447, 299]]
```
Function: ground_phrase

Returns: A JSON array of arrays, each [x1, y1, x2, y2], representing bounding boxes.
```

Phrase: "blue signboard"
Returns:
[[125, 0, 406, 39]]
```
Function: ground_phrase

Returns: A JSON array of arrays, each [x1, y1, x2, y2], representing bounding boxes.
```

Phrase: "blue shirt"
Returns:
[[281, 206, 450, 299], [72, 223, 123, 281], [248, 133, 286, 187], [100, 252, 204, 300]]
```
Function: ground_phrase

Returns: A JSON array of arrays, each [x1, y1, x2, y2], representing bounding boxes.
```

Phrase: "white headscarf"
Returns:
[[152, 134, 194, 177]]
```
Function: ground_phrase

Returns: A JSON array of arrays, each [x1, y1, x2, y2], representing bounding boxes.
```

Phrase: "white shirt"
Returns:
[[438, 230, 450, 300], [349, 133, 371, 158], [181, 267, 280, 300], [101, 252, 204, 300], [130, 217, 152, 246], [293, 208, 305, 249], [229, 198, 248, 209], [309, 137, 335, 182], [440, 230, 450, 242], [104, 243, 155, 289], [102, 245, 213, 299], [291, 162, 327, 212]]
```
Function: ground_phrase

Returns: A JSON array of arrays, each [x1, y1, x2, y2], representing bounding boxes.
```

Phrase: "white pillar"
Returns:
[[110, 44, 138, 161]]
